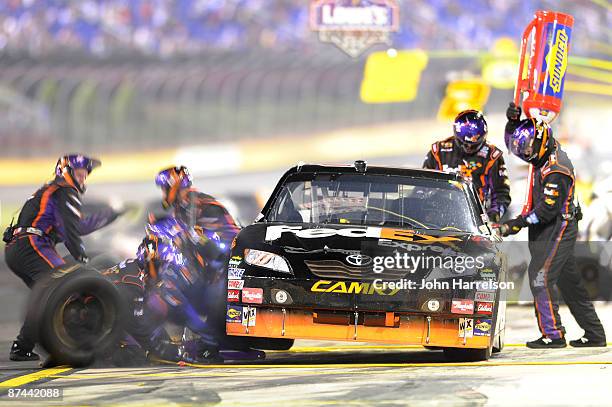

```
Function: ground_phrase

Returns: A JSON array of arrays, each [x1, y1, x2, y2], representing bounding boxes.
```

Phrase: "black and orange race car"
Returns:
[[225, 161, 508, 361]]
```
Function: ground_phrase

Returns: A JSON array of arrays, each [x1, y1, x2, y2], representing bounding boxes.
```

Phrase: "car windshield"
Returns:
[[266, 172, 480, 232]]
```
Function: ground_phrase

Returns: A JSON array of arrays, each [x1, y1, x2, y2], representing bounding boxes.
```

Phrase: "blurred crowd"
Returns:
[[0, 0, 608, 57]]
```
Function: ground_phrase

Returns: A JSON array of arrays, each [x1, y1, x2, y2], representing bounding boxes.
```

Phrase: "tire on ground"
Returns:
[[492, 331, 505, 353], [443, 346, 491, 362], [30, 268, 127, 366], [223, 336, 294, 351], [248, 337, 295, 351]]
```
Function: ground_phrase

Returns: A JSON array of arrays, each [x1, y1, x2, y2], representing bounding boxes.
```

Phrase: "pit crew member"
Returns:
[[3, 154, 121, 361], [423, 109, 511, 222], [497, 104, 606, 348]]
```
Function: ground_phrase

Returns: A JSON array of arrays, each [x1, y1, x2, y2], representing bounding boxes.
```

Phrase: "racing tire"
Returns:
[[88, 253, 123, 271], [249, 337, 295, 351], [29, 267, 128, 366], [443, 346, 491, 362], [492, 331, 505, 353]]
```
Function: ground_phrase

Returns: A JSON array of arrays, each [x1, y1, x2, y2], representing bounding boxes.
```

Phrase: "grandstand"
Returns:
[[0, 1, 607, 57]]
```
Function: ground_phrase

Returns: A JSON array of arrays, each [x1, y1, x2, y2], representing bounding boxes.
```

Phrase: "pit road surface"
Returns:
[[0, 303, 610, 406]]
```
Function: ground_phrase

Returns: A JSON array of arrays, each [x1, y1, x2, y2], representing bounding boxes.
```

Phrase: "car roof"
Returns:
[[286, 163, 463, 182]]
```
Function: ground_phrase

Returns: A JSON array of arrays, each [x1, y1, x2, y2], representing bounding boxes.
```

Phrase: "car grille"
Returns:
[[304, 260, 410, 280]]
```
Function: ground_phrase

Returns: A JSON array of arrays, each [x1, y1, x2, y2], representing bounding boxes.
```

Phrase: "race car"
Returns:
[[226, 161, 507, 361]]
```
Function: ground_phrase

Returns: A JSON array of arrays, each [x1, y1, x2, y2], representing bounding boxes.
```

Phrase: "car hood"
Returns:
[[238, 222, 497, 281]]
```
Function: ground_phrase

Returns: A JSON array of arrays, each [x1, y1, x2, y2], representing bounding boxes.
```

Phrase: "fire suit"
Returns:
[[423, 137, 511, 221], [4, 178, 118, 351], [174, 190, 241, 340], [140, 217, 226, 359], [518, 142, 606, 341], [101, 259, 180, 362], [176, 189, 240, 243]]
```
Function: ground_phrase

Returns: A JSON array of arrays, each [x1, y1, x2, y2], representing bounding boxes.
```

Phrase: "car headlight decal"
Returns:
[[244, 249, 292, 274]]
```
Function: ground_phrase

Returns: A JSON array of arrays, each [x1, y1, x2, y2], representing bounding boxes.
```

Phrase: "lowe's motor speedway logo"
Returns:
[[309, 0, 400, 57]]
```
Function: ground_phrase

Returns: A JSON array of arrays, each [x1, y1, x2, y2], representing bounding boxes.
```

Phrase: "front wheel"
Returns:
[[443, 346, 491, 362]]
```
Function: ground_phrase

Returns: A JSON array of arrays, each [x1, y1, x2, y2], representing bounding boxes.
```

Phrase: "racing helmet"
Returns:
[[155, 166, 193, 209], [507, 118, 554, 164], [136, 216, 187, 280], [55, 154, 101, 193], [453, 110, 488, 154]]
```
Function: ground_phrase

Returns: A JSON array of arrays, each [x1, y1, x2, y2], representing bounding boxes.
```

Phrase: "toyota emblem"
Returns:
[[346, 254, 372, 267]]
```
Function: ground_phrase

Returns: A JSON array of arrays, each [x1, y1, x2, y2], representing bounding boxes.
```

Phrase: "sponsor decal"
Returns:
[[227, 290, 240, 302], [226, 305, 243, 323], [309, 0, 400, 57], [426, 299, 441, 312], [480, 270, 497, 280], [311, 280, 400, 296], [242, 306, 257, 327], [228, 256, 242, 266], [477, 146, 489, 158], [475, 291, 495, 302], [544, 198, 556, 206], [265, 225, 460, 245], [543, 24, 570, 96], [275, 290, 288, 304], [474, 318, 492, 336], [378, 239, 461, 257], [458, 318, 473, 338], [242, 287, 264, 304], [476, 302, 493, 315], [228, 280, 244, 290], [525, 213, 539, 224], [228, 266, 245, 280], [543, 188, 559, 197], [271, 289, 292, 305], [345, 254, 372, 266], [451, 299, 474, 314]]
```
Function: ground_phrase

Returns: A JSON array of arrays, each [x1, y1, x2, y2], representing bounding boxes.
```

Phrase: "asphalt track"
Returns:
[[0, 304, 610, 406]]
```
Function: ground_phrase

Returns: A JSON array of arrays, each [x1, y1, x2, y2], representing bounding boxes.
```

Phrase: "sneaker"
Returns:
[[9, 342, 40, 361], [183, 347, 223, 364], [569, 337, 607, 348], [526, 336, 567, 349]]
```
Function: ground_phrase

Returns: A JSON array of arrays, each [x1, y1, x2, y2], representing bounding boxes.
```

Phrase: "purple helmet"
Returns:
[[453, 110, 488, 154], [155, 166, 193, 209], [55, 154, 101, 193], [507, 118, 553, 164], [136, 216, 187, 278]]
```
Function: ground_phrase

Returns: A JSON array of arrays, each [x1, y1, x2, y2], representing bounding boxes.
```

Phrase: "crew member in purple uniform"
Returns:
[[4, 154, 120, 361], [423, 110, 511, 222]]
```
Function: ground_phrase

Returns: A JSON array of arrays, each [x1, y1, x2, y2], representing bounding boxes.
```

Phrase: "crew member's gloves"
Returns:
[[487, 212, 500, 223], [495, 216, 528, 237], [506, 102, 522, 121]]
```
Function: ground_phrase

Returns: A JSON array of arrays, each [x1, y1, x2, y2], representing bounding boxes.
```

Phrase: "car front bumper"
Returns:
[[226, 306, 492, 349]]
